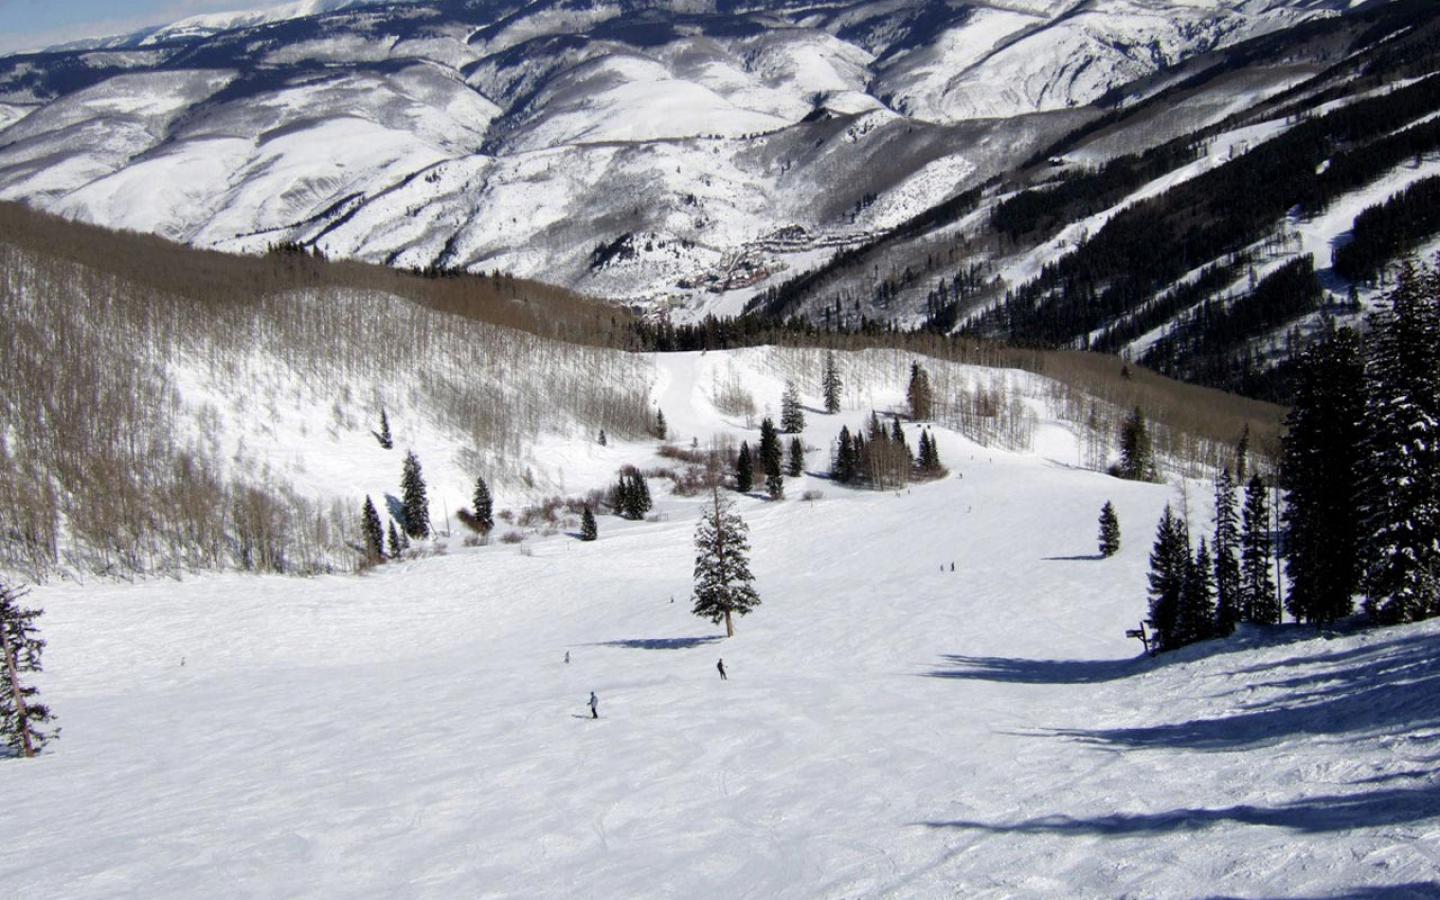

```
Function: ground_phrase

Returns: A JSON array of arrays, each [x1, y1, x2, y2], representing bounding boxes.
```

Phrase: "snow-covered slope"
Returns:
[[4, 346, 1437, 897], [0, 0, 1358, 312]]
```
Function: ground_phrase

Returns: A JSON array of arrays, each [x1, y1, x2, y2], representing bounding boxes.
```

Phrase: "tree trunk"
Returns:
[[0, 625, 34, 759], [724, 609, 734, 638]]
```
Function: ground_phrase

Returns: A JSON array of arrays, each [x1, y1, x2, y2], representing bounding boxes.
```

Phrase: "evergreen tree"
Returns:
[[906, 362, 933, 421], [387, 520, 404, 557], [832, 426, 856, 484], [822, 351, 842, 414], [1282, 328, 1366, 625], [1176, 538, 1216, 647], [1241, 474, 1279, 624], [615, 470, 652, 520], [631, 472, 653, 518], [1117, 406, 1156, 482], [867, 410, 884, 441], [361, 495, 385, 564], [692, 489, 761, 638], [472, 476, 494, 534], [780, 380, 805, 433], [1359, 263, 1440, 624], [735, 442, 754, 493], [655, 409, 668, 441], [1234, 423, 1250, 482], [598, 429, 607, 446], [0, 581, 56, 757], [1098, 501, 1120, 558], [1213, 469, 1243, 635], [890, 416, 906, 447], [400, 450, 430, 539], [759, 418, 783, 500], [1146, 505, 1191, 652], [580, 506, 598, 542], [786, 437, 804, 477], [374, 407, 393, 450]]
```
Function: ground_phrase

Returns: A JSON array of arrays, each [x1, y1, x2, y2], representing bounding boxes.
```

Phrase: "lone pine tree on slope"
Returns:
[[1098, 501, 1120, 558], [780, 379, 805, 434], [400, 450, 430, 539], [361, 496, 385, 564], [693, 489, 761, 638], [472, 476, 495, 534], [822, 351, 842, 414], [579, 505, 598, 542], [0, 580, 56, 758]]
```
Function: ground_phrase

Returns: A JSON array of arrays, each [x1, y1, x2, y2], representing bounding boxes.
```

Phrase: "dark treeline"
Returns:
[[970, 73, 1440, 353], [1333, 175, 1440, 282], [992, 140, 1204, 244], [1090, 259, 1247, 356], [1146, 260, 1440, 653], [1140, 256, 1323, 396]]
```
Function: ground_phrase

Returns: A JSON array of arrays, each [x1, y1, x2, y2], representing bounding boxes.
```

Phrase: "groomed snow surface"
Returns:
[[4, 351, 1439, 897]]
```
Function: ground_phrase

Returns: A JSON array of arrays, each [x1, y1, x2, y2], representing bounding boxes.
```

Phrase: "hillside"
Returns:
[[3, 347, 1437, 896], [0, 0, 1361, 317]]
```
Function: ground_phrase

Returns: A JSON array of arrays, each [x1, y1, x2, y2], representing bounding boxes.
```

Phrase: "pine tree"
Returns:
[[1146, 505, 1191, 653], [374, 407, 393, 450], [1282, 328, 1365, 626], [631, 472, 653, 517], [735, 442, 754, 493], [1117, 406, 1156, 482], [361, 495, 385, 564], [822, 351, 842, 414], [472, 476, 494, 534], [1241, 474, 1278, 624], [598, 429, 607, 446], [0, 581, 56, 758], [580, 506, 598, 541], [1176, 539, 1216, 647], [890, 416, 906, 447], [1213, 468, 1242, 635], [1359, 263, 1440, 624], [759, 417, 783, 500], [780, 380, 805, 433], [906, 362, 933, 421], [387, 520, 404, 557], [867, 410, 884, 441], [1234, 423, 1250, 482], [400, 450, 430, 539], [1098, 501, 1120, 558], [786, 437, 804, 477], [692, 489, 761, 638], [655, 409, 667, 441], [832, 426, 856, 484]]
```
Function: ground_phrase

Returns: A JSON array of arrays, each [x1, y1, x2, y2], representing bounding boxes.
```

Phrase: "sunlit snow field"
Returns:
[[3, 352, 1438, 897]]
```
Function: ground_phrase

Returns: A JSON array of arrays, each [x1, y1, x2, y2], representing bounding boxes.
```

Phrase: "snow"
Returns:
[[3, 345, 1438, 897]]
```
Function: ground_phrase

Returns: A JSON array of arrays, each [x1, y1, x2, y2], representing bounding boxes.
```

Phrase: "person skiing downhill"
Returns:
[[717, 658, 727, 680], [588, 691, 598, 719]]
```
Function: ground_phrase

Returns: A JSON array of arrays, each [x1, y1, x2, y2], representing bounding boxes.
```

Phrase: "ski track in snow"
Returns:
[[2, 350, 1438, 897]]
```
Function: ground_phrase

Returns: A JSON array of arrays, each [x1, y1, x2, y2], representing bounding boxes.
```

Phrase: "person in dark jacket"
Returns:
[[716, 658, 727, 680], [588, 691, 598, 719]]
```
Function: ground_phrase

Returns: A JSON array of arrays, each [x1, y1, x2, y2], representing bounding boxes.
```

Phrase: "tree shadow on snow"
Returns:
[[591, 636, 723, 651], [1041, 553, 1106, 561], [914, 784, 1440, 837], [924, 654, 1142, 684], [1214, 887, 1440, 900], [1042, 630, 1440, 752]]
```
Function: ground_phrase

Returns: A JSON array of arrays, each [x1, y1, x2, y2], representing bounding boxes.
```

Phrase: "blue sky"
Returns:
[[0, 0, 294, 53]]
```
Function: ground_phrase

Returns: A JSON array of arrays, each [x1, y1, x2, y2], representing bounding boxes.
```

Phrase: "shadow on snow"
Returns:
[[915, 784, 1440, 836], [591, 636, 724, 651]]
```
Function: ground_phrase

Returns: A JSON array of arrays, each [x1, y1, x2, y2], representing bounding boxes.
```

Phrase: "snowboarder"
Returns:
[[717, 658, 727, 680], [588, 691, 598, 719], [564, 651, 570, 664]]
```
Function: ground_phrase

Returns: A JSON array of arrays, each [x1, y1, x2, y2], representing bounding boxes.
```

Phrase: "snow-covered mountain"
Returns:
[[0, 0, 1362, 316]]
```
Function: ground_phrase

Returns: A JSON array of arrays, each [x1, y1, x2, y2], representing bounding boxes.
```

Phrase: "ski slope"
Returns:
[[3, 350, 1438, 897]]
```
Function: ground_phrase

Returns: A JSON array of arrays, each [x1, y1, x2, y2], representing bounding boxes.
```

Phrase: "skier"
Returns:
[[588, 691, 598, 719], [717, 658, 727, 680], [564, 651, 570, 664]]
